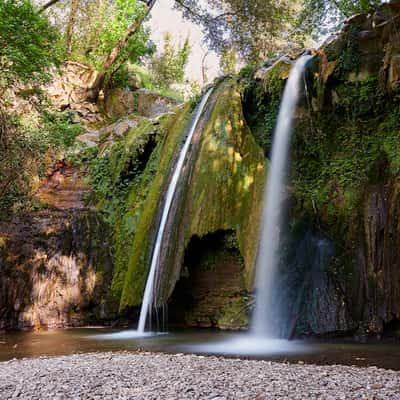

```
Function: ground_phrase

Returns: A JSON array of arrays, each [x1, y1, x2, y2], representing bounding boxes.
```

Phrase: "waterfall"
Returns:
[[252, 54, 313, 338], [137, 88, 213, 334]]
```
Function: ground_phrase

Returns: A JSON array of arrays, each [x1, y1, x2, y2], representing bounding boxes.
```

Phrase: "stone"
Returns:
[[104, 88, 136, 119], [136, 89, 180, 118], [254, 57, 293, 81], [0, 352, 399, 399]]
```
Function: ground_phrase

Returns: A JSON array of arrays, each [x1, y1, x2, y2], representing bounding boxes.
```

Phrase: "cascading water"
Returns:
[[96, 89, 213, 341], [181, 54, 314, 355], [252, 54, 313, 338], [136, 88, 213, 334]]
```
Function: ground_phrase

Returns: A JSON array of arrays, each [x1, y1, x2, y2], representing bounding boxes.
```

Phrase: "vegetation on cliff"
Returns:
[[241, 4, 400, 334], [1, 0, 400, 335]]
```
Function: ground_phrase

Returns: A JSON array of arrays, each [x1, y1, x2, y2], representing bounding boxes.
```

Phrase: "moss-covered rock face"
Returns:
[[87, 4, 400, 334], [88, 104, 195, 308], [243, 3, 400, 336], [91, 81, 266, 328], [181, 82, 266, 290], [154, 81, 266, 328], [103, 87, 180, 120]]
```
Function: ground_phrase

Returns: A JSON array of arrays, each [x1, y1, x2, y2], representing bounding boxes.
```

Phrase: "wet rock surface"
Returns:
[[0, 352, 399, 399]]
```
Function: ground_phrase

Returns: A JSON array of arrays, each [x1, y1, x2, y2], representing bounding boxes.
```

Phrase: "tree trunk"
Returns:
[[66, 0, 79, 55], [87, 0, 157, 101]]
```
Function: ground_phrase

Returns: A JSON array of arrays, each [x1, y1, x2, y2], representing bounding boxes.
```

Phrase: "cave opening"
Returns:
[[119, 133, 158, 184], [383, 316, 400, 338], [168, 230, 249, 330]]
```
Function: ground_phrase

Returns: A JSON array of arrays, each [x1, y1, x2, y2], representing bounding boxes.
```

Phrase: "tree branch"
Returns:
[[174, 0, 237, 22], [38, 0, 62, 13]]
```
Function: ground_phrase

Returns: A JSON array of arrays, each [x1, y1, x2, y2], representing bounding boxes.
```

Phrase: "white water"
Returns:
[[136, 88, 213, 335], [252, 54, 313, 338]]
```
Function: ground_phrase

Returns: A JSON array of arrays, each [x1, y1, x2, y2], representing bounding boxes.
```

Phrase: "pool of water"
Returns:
[[0, 328, 399, 370]]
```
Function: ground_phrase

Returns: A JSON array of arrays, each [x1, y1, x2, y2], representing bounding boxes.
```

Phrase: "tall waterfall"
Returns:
[[252, 54, 313, 337], [137, 88, 213, 334]]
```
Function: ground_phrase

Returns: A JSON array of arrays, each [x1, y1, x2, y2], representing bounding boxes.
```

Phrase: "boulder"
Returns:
[[76, 117, 142, 150], [103, 88, 136, 119], [136, 89, 180, 118]]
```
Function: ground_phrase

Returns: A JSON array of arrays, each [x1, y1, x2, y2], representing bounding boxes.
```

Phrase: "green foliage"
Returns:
[[381, 104, 400, 174], [241, 66, 285, 154], [176, 0, 296, 63], [0, 111, 82, 217], [150, 32, 191, 89], [34, 112, 83, 149], [332, 28, 361, 80], [0, 0, 72, 218], [88, 120, 158, 224], [238, 65, 255, 79], [299, 0, 383, 37], [291, 76, 399, 236], [0, 0, 62, 87], [49, 0, 153, 71], [90, 0, 152, 69], [336, 0, 382, 16]]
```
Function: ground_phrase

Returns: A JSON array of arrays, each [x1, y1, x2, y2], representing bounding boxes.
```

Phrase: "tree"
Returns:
[[298, 0, 383, 36], [39, 0, 62, 13], [38, 0, 294, 96], [150, 32, 191, 88], [38, 0, 155, 99], [174, 0, 295, 64], [220, 47, 238, 75], [0, 0, 62, 214], [0, 0, 61, 88], [88, 0, 157, 98], [65, 0, 79, 55]]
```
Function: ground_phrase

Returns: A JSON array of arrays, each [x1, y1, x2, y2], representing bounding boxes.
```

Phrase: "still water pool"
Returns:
[[0, 328, 399, 370]]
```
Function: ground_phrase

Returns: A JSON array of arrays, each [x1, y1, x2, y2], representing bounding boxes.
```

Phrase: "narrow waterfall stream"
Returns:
[[137, 88, 213, 334], [252, 54, 313, 338]]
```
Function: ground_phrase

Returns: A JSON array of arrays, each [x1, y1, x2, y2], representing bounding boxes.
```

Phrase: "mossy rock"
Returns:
[[105, 81, 267, 312]]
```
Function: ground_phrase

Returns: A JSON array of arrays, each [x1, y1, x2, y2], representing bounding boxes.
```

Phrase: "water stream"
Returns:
[[95, 55, 313, 351], [136, 88, 213, 334], [252, 54, 313, 338], [183, 54, 314, 355]]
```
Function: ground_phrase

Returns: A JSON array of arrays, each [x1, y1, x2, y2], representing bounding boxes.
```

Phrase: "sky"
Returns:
[[146, 0, 220, 85]]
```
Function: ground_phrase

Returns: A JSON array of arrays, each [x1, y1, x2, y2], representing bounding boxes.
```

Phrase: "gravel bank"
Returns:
[[0, 351, 399, 399]]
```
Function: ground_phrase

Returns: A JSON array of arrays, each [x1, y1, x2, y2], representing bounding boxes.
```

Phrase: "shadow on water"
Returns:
[[0, 328, 399, 370]]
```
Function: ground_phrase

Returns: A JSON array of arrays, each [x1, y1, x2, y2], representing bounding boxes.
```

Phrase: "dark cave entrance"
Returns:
[[168, 230, 249, 329], [383, 316, 400, 339]]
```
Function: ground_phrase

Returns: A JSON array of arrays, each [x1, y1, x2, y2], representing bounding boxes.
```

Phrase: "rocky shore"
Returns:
[[0, 352, 399, 399]]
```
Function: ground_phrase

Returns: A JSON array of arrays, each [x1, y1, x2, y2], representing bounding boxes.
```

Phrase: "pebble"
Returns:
[[0, 352, 399, 399]]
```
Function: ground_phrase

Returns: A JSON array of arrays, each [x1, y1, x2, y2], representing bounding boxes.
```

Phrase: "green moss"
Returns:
[[241, 63, 286, 154], [217, 296, 250, 330], [186, 82, 266, 288], [327, 26, 361, 80], [118, 104, 193, 308], [89, 80, 266, 314], [114, 81, 265, 311], [87, 104, 193, 308]]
